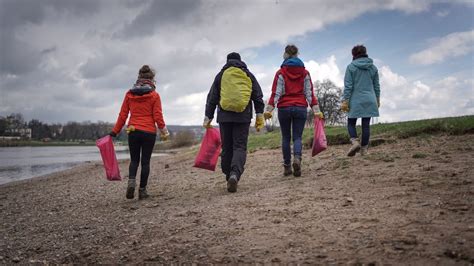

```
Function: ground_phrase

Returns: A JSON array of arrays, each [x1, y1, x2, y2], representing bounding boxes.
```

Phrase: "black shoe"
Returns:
[[292, 156, 301, 177], [126, 179, 136, 199], [283, 164, 292, 176], [138, 187, 149, 200], [227, 175, 238, 193]]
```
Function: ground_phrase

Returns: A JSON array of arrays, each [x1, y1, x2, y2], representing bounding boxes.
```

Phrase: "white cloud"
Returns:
[[305, 55, 344, 87], [378, 66, 474, 122], [436, 10, 450, 17], [0, 0, 471, 125], [409, 30, 474, 65]]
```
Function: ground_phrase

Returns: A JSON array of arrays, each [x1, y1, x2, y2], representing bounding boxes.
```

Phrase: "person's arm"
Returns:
[[343, 66, 353, 101], [112, 94, 129, 135], [204, 73, 221, 121], [249, 73, 265, 114], [152, 93, 166, 129], [372, 66, 380, 105], [304, 73, 318, 107], [267, 71, 284, 108]]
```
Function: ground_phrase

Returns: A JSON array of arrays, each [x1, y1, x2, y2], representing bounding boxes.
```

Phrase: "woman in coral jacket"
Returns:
[[264, 45, 323, 177], [110, 65, 169, 200]]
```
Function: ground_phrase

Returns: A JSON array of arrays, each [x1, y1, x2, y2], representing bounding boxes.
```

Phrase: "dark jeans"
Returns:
[[278, 106, 307, 165], [347, 117, 371, 146], [219, 122, 250, 180], [128, 130, 156, 188]]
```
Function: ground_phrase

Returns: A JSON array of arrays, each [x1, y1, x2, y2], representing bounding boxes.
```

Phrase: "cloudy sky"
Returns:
[[1, 0, 473, 125]]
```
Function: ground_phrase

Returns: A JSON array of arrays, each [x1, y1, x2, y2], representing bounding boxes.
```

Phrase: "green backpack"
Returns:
[[220, 67, 252, 113]]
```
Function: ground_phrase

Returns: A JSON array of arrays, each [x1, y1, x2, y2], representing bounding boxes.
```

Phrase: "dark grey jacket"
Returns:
[[205, 59, 265, 123]]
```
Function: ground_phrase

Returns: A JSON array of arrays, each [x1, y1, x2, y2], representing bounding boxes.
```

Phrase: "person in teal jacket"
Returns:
[[341, 45, 380, 156]]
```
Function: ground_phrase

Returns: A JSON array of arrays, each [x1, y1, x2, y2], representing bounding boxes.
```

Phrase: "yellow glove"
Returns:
[[312, 105, 324, 119], [341, 101, 349, 112], [263, 112, 272, 120], [125, 125, 136, 134], [203, 116, 212, 129], [255, 114, 264, 132], [159, 127, 170, 141], [377, 97, 380, 108], [264, 105, 274, 120]]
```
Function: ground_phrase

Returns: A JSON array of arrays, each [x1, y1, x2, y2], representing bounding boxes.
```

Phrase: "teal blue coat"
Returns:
[[343, 57, 380, 118]]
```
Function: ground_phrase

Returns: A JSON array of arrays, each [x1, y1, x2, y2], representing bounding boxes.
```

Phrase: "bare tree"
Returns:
[[312, 80, 346, 126]]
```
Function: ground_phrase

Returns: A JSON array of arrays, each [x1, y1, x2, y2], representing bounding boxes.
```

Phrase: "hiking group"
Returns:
[[109, 44, 381, 198]]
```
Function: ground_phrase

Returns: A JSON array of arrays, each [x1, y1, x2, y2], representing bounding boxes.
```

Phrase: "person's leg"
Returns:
[[347, 118, 361, 157], [347, 118, 358, 139], [278, 107, 292, 166], [139, 132, 156, 189], [219, 122, 234, 181], [127, 132, 141, 199], [360, 117, 371, 155], [230, 122, 250, 180], [291, 107, 307, 177]]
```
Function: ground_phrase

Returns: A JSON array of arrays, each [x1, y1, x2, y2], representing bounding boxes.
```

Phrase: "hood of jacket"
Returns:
[[130, 79, 155, 96], [222, 59, 248, 71], [281, 57, 306, 80], [351, 57, 374, 70]]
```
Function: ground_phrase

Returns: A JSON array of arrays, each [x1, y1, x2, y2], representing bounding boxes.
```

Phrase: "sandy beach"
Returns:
[[1, 134, 473, 264]]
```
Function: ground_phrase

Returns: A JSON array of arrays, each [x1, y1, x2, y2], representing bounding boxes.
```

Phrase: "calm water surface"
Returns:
[[0, 146, 133, 185]]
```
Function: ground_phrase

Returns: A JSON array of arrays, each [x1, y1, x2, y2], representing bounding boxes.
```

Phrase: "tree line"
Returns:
[[0, 113, 124, 141]]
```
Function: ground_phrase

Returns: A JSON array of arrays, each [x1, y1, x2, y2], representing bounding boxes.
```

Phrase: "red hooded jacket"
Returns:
[[112, 81, 165, 135], [268, 65, 318, 108]]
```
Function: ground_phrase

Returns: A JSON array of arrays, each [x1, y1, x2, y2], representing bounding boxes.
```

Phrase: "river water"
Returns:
[[0, 146, 133, 185]]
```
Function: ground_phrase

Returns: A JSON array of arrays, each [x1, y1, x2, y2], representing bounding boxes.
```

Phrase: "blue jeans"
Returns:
[[347, 117, 371, 146], [278, 106, 307, 165]]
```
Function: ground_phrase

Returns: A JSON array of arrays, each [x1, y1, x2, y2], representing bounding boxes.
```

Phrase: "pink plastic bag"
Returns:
[[96, 135, 122, 181], [312, 118, 328, 156], [194, 128, 222, 171]]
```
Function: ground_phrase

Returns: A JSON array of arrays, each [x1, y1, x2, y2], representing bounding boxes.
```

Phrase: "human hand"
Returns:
[[255, 114, 264, 132], [160, 127, 170, 141], [312, 105, 324, 119], [341, 101, 349, 112], [264, 105, 274, 120], [203, 116, 212, 129], [108, 131, 117, 138]]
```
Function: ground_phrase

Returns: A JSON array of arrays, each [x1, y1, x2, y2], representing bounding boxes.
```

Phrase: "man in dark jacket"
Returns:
[[204, 52, 265, 193]]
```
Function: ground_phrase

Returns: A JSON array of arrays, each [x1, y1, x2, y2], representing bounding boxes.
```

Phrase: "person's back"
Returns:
[[264, 45, 323, 177], [342, 45, 380, 156], [111, 65, 169, 200], [204, 52, 265, 193]]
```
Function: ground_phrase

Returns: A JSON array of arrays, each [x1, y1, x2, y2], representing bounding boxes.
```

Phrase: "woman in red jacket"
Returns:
[[264, 45, 323, 177], [110, 65, 169, 200]]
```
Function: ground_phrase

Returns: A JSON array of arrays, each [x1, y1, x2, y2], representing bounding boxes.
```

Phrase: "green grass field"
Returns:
[[247, 115, 474, 152]]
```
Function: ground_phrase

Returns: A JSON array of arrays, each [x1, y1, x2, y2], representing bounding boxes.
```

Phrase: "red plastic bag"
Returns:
[[194, 128, 222, 171], [312, 118, 328, 156], [96, 135, 122, 181]]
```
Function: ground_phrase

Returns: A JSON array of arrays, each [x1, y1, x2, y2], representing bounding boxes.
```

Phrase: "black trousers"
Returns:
[[128, 130, 156, 188], [219, 122, 250, 180]]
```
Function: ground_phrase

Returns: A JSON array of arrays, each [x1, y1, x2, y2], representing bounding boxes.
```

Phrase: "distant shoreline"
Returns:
[[0, 141, 107, 147]]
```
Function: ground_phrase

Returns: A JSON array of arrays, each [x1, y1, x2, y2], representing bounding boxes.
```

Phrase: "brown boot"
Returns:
[[292, 156, 302, 177], [347, 138, 361, 157], [126, 178, 136, 199], [283, 164, 292, 176], [360, 145, 369, 156], [138, 187, 150, 200]]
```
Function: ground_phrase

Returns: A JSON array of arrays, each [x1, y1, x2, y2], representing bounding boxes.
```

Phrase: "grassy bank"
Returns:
[[247, 115, 474, 152]]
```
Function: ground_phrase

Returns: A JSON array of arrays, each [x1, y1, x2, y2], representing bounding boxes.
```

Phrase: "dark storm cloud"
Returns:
[[117, 0, 202, 38], [0, 0, 100, 76]]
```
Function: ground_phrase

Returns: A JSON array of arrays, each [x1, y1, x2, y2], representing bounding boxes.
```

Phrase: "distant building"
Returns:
[[3, 128, 32, 139]]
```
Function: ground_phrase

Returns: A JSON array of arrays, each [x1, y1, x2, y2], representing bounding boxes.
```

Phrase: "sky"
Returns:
[[0, 0, 473, 125]]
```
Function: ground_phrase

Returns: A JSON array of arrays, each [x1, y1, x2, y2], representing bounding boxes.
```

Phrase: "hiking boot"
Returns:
[[138, 187, 150, 200], [227, 174, 238, 193], [283, 164, 292, 176], [360, 145, 368, 156], [292, 156, 302, 177], [347, 138, 361, 157], [126, 178, 136, 199]]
